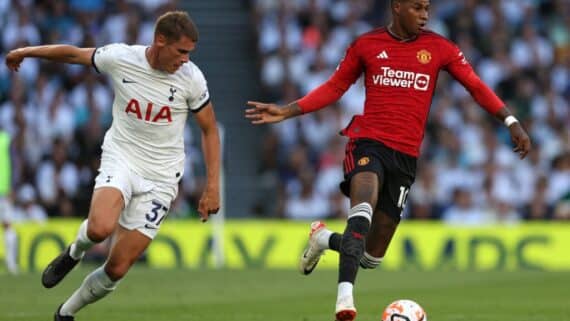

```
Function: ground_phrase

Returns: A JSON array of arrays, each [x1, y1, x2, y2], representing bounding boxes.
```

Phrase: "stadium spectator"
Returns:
[[442, 187, 492, 226], [12, 183, 48, 223], [35, 137, 79, 217]]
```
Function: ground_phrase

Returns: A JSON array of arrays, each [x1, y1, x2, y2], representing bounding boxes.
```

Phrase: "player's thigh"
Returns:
[[349, 172, 380, 207], [87, 187, 125, 239], [340, 139, 385, 208], [366, 209, 399, 257], [89, 157, 133, 237], [105, 225, 151, 280], [89, 187, 125, 219]]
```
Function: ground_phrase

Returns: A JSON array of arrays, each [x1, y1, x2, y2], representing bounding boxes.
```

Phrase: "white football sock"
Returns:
[[59, 266, 118, 316], [337, 281, 353, 299], [4, 228, 18, 274], [316, 229, 333, 249], [69, 220, 95, 260]]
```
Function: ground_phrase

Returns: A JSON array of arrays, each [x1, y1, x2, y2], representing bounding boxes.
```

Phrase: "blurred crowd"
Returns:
[[251, 0, 570, 223], [0, 0, 206, 220], [1, 0, 569, 224]]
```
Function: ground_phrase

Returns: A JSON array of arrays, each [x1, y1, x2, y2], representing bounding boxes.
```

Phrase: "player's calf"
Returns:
[[57, 266, 119, 318]]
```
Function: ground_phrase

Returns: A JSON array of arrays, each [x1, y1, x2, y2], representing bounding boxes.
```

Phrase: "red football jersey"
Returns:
[[321, 28, 504, 157]]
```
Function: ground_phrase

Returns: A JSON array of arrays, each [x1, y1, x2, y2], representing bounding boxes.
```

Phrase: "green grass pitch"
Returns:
[[1, 266, 569, 321]]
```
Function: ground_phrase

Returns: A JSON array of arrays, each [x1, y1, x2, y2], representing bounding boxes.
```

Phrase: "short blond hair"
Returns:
[[155, 11, 199, 42]]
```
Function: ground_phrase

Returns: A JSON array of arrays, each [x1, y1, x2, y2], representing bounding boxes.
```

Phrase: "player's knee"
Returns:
[[359, 251, 383, 269], [104, 261, 130, 281], [86, 218, 114, 242], [86, 226, 111, 242]]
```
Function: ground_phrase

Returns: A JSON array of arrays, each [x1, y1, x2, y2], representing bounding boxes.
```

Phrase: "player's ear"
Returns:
[[155, 33, 168, 47], [392, 0, 402, 15]]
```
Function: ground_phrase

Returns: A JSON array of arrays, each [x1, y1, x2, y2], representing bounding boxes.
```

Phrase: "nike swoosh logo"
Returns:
[[144, 224, 158, 230], [122, 78, 136, 84]]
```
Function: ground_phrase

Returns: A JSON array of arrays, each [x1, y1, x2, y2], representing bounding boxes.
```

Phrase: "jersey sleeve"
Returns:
[[92, 43, 128, 74], [298, 39, 363, 113], [442, 41, 505, 114], [329, 39, 364, 91], [186, 63, 211, 113]]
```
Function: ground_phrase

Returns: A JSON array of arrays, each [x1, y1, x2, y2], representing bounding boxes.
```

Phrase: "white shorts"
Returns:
[[94, 153, 178, 239]]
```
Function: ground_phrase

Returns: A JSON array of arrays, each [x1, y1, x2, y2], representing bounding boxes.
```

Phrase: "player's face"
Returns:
[[157, 35, 196, 73], [396, 0, 430, 36]]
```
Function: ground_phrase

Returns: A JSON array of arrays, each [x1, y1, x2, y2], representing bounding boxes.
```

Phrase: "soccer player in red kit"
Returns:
[[246, 1, 531, 320]]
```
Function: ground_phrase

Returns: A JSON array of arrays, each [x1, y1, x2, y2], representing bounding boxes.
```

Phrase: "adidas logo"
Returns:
[[377, 50, 389, 59]]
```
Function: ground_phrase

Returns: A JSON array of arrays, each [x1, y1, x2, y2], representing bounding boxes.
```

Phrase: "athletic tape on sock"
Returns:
[[348, 202, 372, 223], [359, 251, 383, 269]]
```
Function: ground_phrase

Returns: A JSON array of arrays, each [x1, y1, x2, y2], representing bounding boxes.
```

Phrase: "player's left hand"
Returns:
[[197, 186, 220, 222], [245, 101, 287, 124], [5, 48, 26, 72], [508, 122, 531, 159]]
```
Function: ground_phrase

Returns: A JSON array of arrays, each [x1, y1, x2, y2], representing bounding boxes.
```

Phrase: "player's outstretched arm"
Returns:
[[5, 45, 95, 72], [245, 101, 303, 124], [494, 107, 531, 159], [194, 102, 221, 222], [443, 45, 531, 160]]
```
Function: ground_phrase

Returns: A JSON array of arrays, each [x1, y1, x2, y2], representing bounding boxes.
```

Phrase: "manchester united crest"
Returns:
[[358, 157, 370, 166], [416, 49, 431, 64]]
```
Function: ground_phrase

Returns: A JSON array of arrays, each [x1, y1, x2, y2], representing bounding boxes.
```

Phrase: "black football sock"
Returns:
[[329, 233, 342, 252], [338, 203, 372, 284]]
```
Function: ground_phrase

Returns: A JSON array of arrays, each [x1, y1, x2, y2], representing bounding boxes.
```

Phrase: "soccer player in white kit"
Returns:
[[5, 11, 221, 321]]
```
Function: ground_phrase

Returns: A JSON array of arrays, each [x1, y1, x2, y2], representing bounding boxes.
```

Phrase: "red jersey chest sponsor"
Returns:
[[362, 42, 441, 94]]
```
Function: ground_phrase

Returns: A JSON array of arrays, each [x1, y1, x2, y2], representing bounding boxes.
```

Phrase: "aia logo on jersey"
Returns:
[[416, 49, 431, 64], [125, 99, 172, 123]]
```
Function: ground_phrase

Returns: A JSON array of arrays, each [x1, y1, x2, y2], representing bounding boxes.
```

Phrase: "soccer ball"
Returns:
[[381, 299, 427, 321]]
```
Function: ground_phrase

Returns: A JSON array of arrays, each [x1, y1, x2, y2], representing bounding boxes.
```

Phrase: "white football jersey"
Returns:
[[92, 43, 210, 183]]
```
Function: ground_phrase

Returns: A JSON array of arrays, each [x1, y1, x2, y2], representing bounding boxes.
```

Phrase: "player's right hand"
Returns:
[[509, 122, 531, 159], [197, 186, 220, 223], [5, 49, 26, 72], [245, 101, 286, 124]]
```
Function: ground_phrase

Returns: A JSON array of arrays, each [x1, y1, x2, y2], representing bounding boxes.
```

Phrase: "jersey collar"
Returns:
[[387, 25, 419, 43]]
